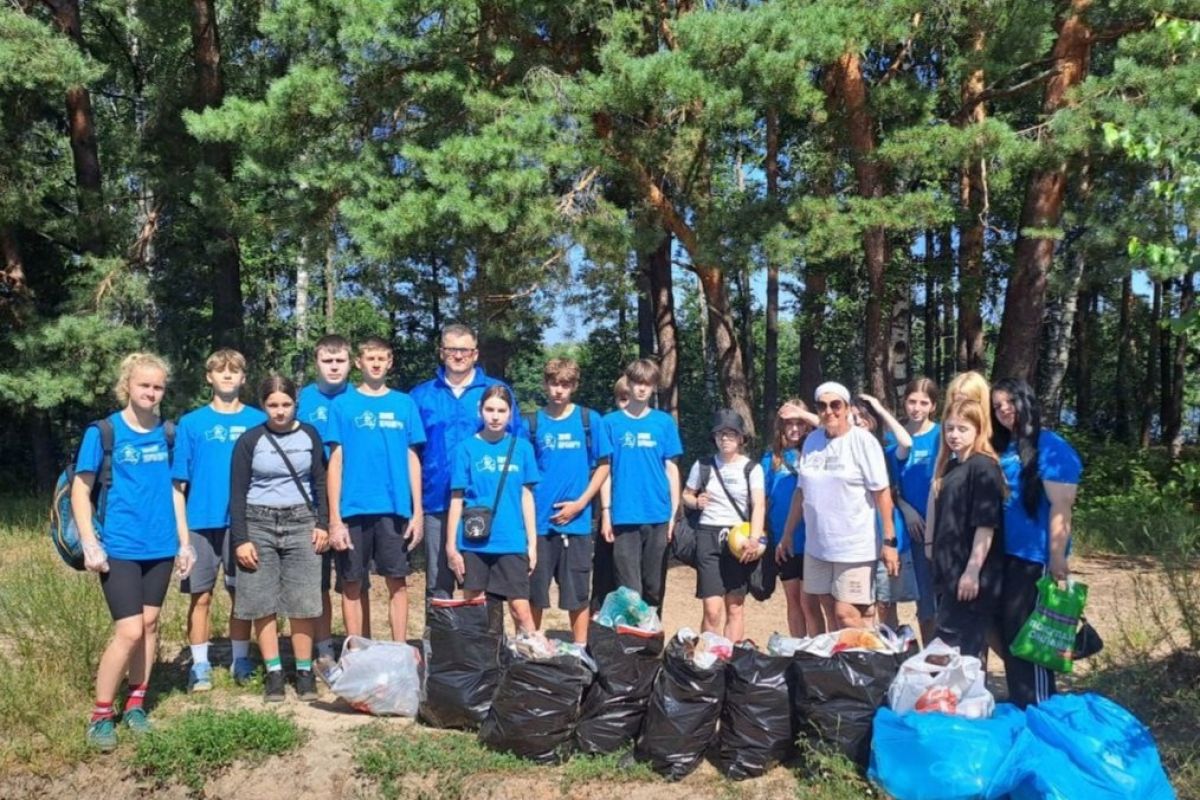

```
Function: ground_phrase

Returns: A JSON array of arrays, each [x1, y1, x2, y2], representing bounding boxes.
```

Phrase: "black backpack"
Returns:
[[522, 405, 594, 456]]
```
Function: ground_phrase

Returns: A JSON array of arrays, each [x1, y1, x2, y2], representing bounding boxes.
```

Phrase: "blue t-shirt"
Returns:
[[172, 404, 267, 530], [75, 412, 178, 561], [411, 367, 519, 514], [451, 434, 540, 554], [527, 406, 611, 536], [604, 408, 683, 526], [298, 381, 349, 457], [874, 445, 910, 553], [762, 450, 805, 550], [1000, 430, 1082, 564], [887, 423, 940, 520], [325, 388, 427, 519]]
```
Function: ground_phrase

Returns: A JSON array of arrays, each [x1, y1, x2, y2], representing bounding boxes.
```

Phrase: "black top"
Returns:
[[229, 422, 328, 548], [932, 452, 1005, 612]]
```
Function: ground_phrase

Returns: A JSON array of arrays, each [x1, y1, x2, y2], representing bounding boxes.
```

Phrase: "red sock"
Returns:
[[90, 701, 114, 723], [123, 683, 148, 713]]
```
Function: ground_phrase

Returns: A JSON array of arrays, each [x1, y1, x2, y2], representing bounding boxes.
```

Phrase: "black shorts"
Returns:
[[590, 535, 616, 611], [778, 553, 804, 582], [695, 525, 757, 598], [531, 532, 593, 610], [100, 557, 174, 621], [336, 514, 412, 584], [464, 551, 530, 600]]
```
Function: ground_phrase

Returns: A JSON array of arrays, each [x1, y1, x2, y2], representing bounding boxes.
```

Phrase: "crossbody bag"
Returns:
[[462, 434, 518, 541]]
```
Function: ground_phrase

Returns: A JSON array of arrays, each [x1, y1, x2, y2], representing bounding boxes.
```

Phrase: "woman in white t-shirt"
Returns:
[[680, 409, 766, 641], [792, 382, 899, 631]]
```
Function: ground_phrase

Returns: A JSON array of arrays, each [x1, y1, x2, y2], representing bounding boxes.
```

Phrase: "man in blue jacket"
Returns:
[[411, 323, 518, 598]]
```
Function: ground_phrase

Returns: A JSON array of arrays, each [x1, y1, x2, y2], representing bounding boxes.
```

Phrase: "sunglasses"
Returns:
[[816, 400, 846, 413], [441, 346, 476, 356]]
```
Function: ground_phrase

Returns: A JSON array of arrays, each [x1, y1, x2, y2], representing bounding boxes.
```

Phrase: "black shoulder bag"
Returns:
[[462, 434, 518, 541], [264, 429, 316, 513]]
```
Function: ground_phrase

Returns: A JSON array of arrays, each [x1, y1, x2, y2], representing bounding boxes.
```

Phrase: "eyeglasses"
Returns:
[[816, 400, 846, 413], [714, 430, 741, 440], [441, 347, 476, 357]]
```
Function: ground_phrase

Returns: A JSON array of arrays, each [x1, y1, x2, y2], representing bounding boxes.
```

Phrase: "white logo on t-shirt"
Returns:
[[117, 444, 141, 465], [621, 431, 637, 448], [204, 425, 228, 443], [542, 433, 557, 450], [354, 411, 377, 430]]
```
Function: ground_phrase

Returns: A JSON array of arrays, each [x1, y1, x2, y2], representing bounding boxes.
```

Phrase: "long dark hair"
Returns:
[[258, 374, 298, 404], [991, 377, 1042, 518]]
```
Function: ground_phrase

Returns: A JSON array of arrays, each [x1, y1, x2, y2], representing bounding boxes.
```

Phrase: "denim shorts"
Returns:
[[233, 504, 322, 621]]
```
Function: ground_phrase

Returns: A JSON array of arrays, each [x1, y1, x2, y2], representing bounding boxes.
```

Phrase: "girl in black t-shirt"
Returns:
[[926, 399, 1006, 658]]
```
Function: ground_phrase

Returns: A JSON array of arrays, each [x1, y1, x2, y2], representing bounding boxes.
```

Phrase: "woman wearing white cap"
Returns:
[[778, 381, 899, 630]]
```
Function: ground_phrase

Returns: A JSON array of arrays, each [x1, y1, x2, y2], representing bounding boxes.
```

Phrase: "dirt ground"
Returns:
[[1, 554, 1166, 800]]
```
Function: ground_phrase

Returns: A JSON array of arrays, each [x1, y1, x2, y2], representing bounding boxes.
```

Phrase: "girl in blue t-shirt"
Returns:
[[71, 353, 194, 751], [768, 399, 820, 636], [445, 385, 541, 633], [991, 378, 1082, 708], [891, 376, 942, 642]]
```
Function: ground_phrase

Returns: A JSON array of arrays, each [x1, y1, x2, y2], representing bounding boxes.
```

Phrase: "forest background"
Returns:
[[2, 0, 1200, 548]]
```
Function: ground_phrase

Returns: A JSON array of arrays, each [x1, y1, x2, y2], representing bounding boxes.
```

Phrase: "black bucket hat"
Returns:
[[710, 409, 747, 438]]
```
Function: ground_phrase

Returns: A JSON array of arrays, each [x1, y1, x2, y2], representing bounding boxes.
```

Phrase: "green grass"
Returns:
[[354, 724, 526, 800], [558, 749, 657, 790], [133, 708, 303, 792]]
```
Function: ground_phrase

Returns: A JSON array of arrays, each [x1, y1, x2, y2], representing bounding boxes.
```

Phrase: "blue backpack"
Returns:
[[49, 418, 175, 570]]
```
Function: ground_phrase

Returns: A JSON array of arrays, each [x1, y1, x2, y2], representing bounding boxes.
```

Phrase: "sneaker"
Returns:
[[263, 670, 286, 703], [86, 718, 118, 752], [313, 653, 340, 687], [295, 670, 318, 701], [122, 707, 152, 735], [188, 662, 213, 693], [232, 657, 256, 686]]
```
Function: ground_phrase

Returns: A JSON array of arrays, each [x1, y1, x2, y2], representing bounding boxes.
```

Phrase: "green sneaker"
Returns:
[[86, 718, 118, 752], [122, 707, 152, 735]]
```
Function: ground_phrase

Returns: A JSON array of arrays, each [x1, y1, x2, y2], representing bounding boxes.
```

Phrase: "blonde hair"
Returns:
[[932, 399, 1003, 497], [205, 348, 246, 374], [115, 352, 170, 406], [771, 398, 811, 471], [944, 370, 992, 444], [543, 357, 580, 386]]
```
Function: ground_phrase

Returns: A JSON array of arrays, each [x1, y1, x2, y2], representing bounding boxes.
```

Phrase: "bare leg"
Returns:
[[700, 596, 723, 634], [360, 589, 372, 640], [127, 605, 161, 686], [723, 594, 746, 642], [290, 618, 315, 662], [800, 586, 824, 634], [833, 601, 873, 629], [187, 592, 212, 646], [227, 590, 251, 644], [568, 608, 589, 645], [254, 616, 280, 662], [530, 606, 544, 630], [509, 599, 535, 633], [341, 581, 364, 637], [386, 577, 409, 642], [877, 602, 899, 630], [782, 578, 807, 637], [95, 616, 144, 704], [815, 594, 837, 634]]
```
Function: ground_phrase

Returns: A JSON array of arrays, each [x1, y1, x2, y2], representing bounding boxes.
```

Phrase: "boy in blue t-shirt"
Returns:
[[171, 349, 266, 691], [296, 334, 370, 669], [525, 358, 611, 645], [326, 337, 426, 643], [601, 359, 682, 610]]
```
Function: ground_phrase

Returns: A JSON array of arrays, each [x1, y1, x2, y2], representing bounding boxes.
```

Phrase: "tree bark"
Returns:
[[799, 266, 826, 404], [1114, 272, 1135, 442], [1, 228, 30, 323], [1140, 279, 1161, 448], [636, 254, 656, 359], [648, 232, 679, 419], [1041, 246, 1085, 427], [1071, 288, 1094, 430], [324, 237, 337, 334], [923, 230, 936, 377], [1164, 271, 1195, 460], [1160, 279, 1174, 433], [828, 51, 890, 399], [45, 0, 104, 254], [191, 0, 245, 350], [762, 107, 781, 423], [939, 229, 956, 387], [957, 29, 988, 372], [295, 243, 310, 349], [993, 0, 1094, 383]]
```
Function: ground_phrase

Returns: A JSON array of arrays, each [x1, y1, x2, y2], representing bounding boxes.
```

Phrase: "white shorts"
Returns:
[[803, 554, 875, 606]]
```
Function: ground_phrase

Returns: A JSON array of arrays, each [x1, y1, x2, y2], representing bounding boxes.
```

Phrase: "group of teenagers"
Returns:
[[70, 323, 1082, 753]]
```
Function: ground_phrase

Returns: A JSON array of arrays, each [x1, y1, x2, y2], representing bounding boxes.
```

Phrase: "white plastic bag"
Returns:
[[330, 636, 422, 716], [887, 638, 994, 719]]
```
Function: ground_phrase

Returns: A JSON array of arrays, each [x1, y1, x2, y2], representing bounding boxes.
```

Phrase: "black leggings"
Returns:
[[100, 558, 174, 621], [998, 555, 1057, 708]]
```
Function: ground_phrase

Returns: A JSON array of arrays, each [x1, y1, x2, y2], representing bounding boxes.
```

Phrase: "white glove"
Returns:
[[83, 541, 109, 574], [176, 544, 197, 579]]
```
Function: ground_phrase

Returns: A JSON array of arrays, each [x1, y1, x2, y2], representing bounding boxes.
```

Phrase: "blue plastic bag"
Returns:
[[869, 704, 1026, 800], [988, 693, 1175, 800]]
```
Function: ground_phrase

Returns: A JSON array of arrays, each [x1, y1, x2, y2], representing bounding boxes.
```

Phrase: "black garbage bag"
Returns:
[[574, 621, 664, 755], [418, 597, 503, 729], [718, 644, 793, 779], [789, 648, 907, 768], [479, 646, 594, 764], [633, 634, 726, 780]]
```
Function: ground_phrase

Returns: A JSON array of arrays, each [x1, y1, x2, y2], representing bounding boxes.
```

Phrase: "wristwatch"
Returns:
[[882, 537, 899, 547]]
